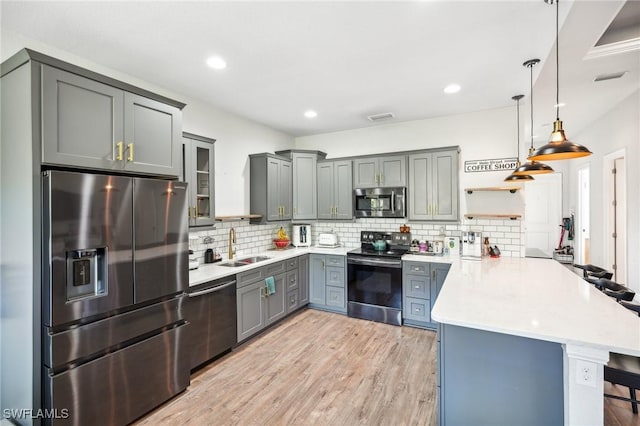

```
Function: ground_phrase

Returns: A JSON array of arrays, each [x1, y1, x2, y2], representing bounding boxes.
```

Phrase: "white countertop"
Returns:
[[431, 256, 640, 357], [189, 245, 352, 287]]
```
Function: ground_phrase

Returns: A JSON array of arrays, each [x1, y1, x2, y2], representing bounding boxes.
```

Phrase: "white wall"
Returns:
[[0, 30, 295, 216], [296, 105, 534, 218], [567, 90, 640, 293]]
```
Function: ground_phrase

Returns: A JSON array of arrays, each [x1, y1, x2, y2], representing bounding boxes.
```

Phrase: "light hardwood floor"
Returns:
[[136, 308, 638, 426], [136, 309, 438, 425]]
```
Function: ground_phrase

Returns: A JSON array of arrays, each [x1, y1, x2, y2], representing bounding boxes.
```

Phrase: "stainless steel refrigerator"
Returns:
[[42, 170, 190, 425]]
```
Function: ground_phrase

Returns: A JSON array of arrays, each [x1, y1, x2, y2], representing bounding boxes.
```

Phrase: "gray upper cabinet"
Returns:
[[42, 65, 182, 177], [182, 132, 215, 228], [353, 155, 406, 188], [123, 93, 182, 176], [275, 150, 327, 220], [317, 160, 353, 220], [249, 153, 293, 222], [408, 149, 459, 221], [42, 65, 124, 170]]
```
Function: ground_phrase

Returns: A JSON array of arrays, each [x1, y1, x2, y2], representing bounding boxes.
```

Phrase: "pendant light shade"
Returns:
[[529, 0, 592, 161], [505, 95, 534, 182], [513, 59, 554, 176]]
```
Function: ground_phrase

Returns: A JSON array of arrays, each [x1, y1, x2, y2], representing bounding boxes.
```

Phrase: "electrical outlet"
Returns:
[[575, 360, 597, 388]]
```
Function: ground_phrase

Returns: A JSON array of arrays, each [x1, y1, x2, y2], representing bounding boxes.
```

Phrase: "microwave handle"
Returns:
[[391, 190, 396, 212]]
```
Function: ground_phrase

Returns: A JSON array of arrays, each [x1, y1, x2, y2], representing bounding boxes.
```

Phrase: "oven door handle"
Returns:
[[347, 257, 402, 268]]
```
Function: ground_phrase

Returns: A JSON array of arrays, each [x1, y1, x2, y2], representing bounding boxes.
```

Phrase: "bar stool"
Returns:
[[599, 278, 636, 302], [573, 263, 613, 280], [604, 300, 640, 414], [620, 301, 640, 316]]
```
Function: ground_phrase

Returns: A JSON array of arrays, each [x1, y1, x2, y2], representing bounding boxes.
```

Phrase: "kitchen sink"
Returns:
[[219, 261, 249, 267], [237, 256, 270, 264], [218, 256, 271, 267]]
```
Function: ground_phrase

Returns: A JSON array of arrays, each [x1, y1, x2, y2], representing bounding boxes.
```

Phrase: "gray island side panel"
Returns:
[[439, 323, 563, 426]]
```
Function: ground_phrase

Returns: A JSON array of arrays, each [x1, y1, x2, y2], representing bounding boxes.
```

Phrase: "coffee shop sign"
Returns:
[[464, 158, 518, 173]]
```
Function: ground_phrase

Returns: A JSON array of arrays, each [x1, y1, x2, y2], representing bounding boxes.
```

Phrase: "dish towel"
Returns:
[[265, 276, 276, 296]]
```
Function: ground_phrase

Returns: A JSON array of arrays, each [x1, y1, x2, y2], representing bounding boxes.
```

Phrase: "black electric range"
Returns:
[[346, 231, 411, 326]]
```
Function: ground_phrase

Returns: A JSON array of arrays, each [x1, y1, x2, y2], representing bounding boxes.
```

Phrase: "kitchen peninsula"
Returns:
[[430, 256, 640, 426]]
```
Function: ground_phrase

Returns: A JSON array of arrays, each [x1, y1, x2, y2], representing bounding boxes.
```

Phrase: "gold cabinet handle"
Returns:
[[188, 206, 193, 219], [322, 260, 325, 269], [116, 141, 124, 161], [294, 206, 297, 215], [127, 143, 134, 162], [195, 203, 199, 218]]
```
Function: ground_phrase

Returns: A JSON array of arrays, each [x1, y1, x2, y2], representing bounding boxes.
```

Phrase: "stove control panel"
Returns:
[[360, 231, 411, 247]]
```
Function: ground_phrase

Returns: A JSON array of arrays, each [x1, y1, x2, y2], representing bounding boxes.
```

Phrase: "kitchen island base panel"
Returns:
[[439, 324, 563, 426], [563, 344, 610, 426]]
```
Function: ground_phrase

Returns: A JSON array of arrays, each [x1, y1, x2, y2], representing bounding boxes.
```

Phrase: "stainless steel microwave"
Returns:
[[353, 187, 406, 218]]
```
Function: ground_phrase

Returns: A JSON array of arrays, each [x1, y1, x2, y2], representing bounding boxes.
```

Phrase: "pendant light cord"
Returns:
[[530, 63, 534, 150], [517, 98, 521, 160], [556, 0, 560, 120]]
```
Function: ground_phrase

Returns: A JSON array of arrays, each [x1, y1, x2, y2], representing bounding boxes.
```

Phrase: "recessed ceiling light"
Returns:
[[206, 56, 227, 70], [304, 110, 317, 118], [443, 84, 461, 94], [554, 102, 566, 108]]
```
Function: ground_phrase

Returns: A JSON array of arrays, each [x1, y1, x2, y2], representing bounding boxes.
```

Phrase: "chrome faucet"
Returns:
[[228, 227, 236, 259]]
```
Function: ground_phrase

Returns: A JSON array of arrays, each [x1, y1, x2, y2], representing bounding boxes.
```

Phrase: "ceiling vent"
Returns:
[[594, 71, 627, 82], [367, 112, 395, 122]]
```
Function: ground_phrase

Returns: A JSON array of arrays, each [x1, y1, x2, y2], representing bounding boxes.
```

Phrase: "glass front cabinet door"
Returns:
[[183, 132, 215, 227]]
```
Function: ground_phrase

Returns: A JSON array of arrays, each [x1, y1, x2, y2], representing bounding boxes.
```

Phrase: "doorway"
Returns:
[[577, 165, 590, 265], [604, 150, 627, 284], [525, 173, 563, 258]]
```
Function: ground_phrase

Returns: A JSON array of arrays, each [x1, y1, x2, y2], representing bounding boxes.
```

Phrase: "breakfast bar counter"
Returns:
[[431, 256, 640, 426]]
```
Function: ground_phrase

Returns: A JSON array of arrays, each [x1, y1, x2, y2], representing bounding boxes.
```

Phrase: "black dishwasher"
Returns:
[[184, 276, 237, 370]]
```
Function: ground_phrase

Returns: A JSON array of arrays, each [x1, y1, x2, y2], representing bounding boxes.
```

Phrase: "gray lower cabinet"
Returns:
[[236, 280, 266, 342], [309, 254, 346, 313], [408, 148, 459, 221], [317, 160, 353, 220], [250, 153, 293, 222], [353, 155, 406, 188], [236, 256, 307, 342], [298, 255, 310, 306], [402, 261, 450, 328], [42, 64, 182, 177], [182, 132, 215, 227], [275, 150, 327, 220]]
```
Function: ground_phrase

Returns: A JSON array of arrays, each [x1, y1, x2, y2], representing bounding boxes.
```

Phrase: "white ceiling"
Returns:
[[1, 1, 638, 139]]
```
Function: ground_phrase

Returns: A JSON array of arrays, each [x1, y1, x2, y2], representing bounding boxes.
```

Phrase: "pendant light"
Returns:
[[505, 95, 534, 182], [529, 0, 592, 161], [512, 59, 554, 176]]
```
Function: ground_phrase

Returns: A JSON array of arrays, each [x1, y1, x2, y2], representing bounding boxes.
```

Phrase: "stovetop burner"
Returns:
[[348, 230, 412, 259]]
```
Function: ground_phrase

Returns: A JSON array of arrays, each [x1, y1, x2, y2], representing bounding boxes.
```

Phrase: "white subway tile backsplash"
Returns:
[[188, 217, 525, 263]]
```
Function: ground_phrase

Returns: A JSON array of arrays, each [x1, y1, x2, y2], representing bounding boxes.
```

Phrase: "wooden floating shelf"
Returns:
[[465, 214, 522, 220], [215, 214, 262, 222], [465, 186, 521, 194]]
